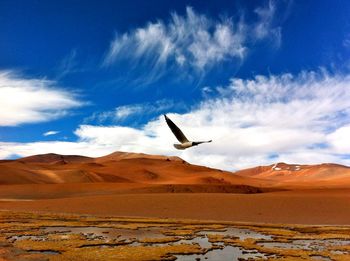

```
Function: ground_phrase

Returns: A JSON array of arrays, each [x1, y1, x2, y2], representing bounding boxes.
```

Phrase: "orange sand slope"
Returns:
[[1, 152, 350, 189], [235, 162, 350, 188], [0, 152, 275, 193]]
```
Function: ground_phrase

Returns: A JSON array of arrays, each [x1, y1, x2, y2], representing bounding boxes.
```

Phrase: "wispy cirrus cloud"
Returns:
[[56, 49, 78, 79], [0, 71, 83, 126], [2, 70, 350, 170], [103, 5, 282, 84], [104, 7, 246, 70], [84, 100, 183, 124], [254, 0, 282, 46], [43, 131, 60, 136]]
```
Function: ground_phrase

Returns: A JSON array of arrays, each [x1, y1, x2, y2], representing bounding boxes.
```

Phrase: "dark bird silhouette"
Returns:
[[164, 114, 212, 150]]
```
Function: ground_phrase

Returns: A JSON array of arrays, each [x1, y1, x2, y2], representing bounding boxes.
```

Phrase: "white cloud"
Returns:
[[2, 71, 350, 171], [254, 0, 281, 46], [115, 105, 142, 119], [327, 124, 350, 154], [84, 100, 181, 123], [43, 131, 60, 136], [86, 105, 144, 123], [104, 6, 280, 73], [0, 141, 111, 159], [0, 71, 83, 126]]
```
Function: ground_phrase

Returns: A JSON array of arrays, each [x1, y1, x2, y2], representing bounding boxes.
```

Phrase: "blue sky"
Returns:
[[1, 0, 350, 170]]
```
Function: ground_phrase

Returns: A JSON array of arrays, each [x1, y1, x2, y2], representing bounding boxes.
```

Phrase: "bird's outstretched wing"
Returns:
[[164, 114, 189, 143]]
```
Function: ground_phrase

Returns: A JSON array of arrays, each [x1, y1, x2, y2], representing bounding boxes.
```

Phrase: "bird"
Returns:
[[164, 114, 212, 150]]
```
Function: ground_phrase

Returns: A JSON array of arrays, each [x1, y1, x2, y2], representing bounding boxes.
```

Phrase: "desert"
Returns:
[[1, 152, 350, 260], [0, 152, 350, 225]]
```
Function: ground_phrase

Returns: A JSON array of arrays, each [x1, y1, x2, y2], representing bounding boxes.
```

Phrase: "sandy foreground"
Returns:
[[1, 187, 350, 225]]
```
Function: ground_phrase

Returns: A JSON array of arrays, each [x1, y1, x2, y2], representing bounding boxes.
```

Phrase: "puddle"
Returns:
[[149, 236, 212, 248], [44, 227, 71, 233], [79, 242, 131, 248], [152, 234, 273, 260], [28, 250, 60, 255], [295, 239, 350, 251], [9, 235, 46, 242], [42, 226, 271, 242], [44, 226, 167, 241], [180, 237, 212, 248], [198, 227, 272, 240], [258, 239, 350, 251], [258, 242, 304, 250], [331, 250, 349, 255], [310, 255, 332, 261], [175, 245, 271, 261]]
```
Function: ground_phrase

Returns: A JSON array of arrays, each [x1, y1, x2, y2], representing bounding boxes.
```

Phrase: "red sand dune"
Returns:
[[19, 153, 93, 164], [235, 162, 350, 187], [1, 152, 350, 188], [0, 152, 275, 193]]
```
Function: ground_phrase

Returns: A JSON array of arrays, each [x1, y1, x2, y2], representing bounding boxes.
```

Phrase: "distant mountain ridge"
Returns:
[[19, 153, 93, 164], [1, 152, 349, 189], [0, 151, 276, 194], [235, 162, 350, 187]]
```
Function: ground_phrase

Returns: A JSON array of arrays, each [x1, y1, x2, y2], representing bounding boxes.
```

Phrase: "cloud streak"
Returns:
[[104, 7, 246, 69], [0, 71, 83, 126], [43, 131, 60, 136], [84, 100, 183, 124], [254, 0, 282, 46], [103, 5, 281, 84]]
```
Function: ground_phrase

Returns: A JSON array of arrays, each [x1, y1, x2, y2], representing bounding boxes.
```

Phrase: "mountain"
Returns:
[[2, 152, 349, 192], [0, 152, 276, 194], [235, 162, 350, 187], [95, 151, 185, 163]]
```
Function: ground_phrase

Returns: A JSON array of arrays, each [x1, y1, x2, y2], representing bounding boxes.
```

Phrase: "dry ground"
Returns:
[[1, 188, 350, 225]]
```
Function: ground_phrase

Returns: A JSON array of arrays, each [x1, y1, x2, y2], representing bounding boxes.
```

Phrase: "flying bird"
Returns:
[[164, 114, 212, 150]]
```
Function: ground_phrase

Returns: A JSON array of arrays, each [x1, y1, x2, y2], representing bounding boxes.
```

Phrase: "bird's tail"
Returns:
[[192, 140, 212, 146]]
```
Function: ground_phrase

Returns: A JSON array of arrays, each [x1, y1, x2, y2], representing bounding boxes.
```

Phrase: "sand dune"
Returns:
[[0, 152, 272, 190], [235, 162, 350, 187], [1, 153, 350, 188], [96, 151, 184, 163], [19, 153, 93, 164]]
